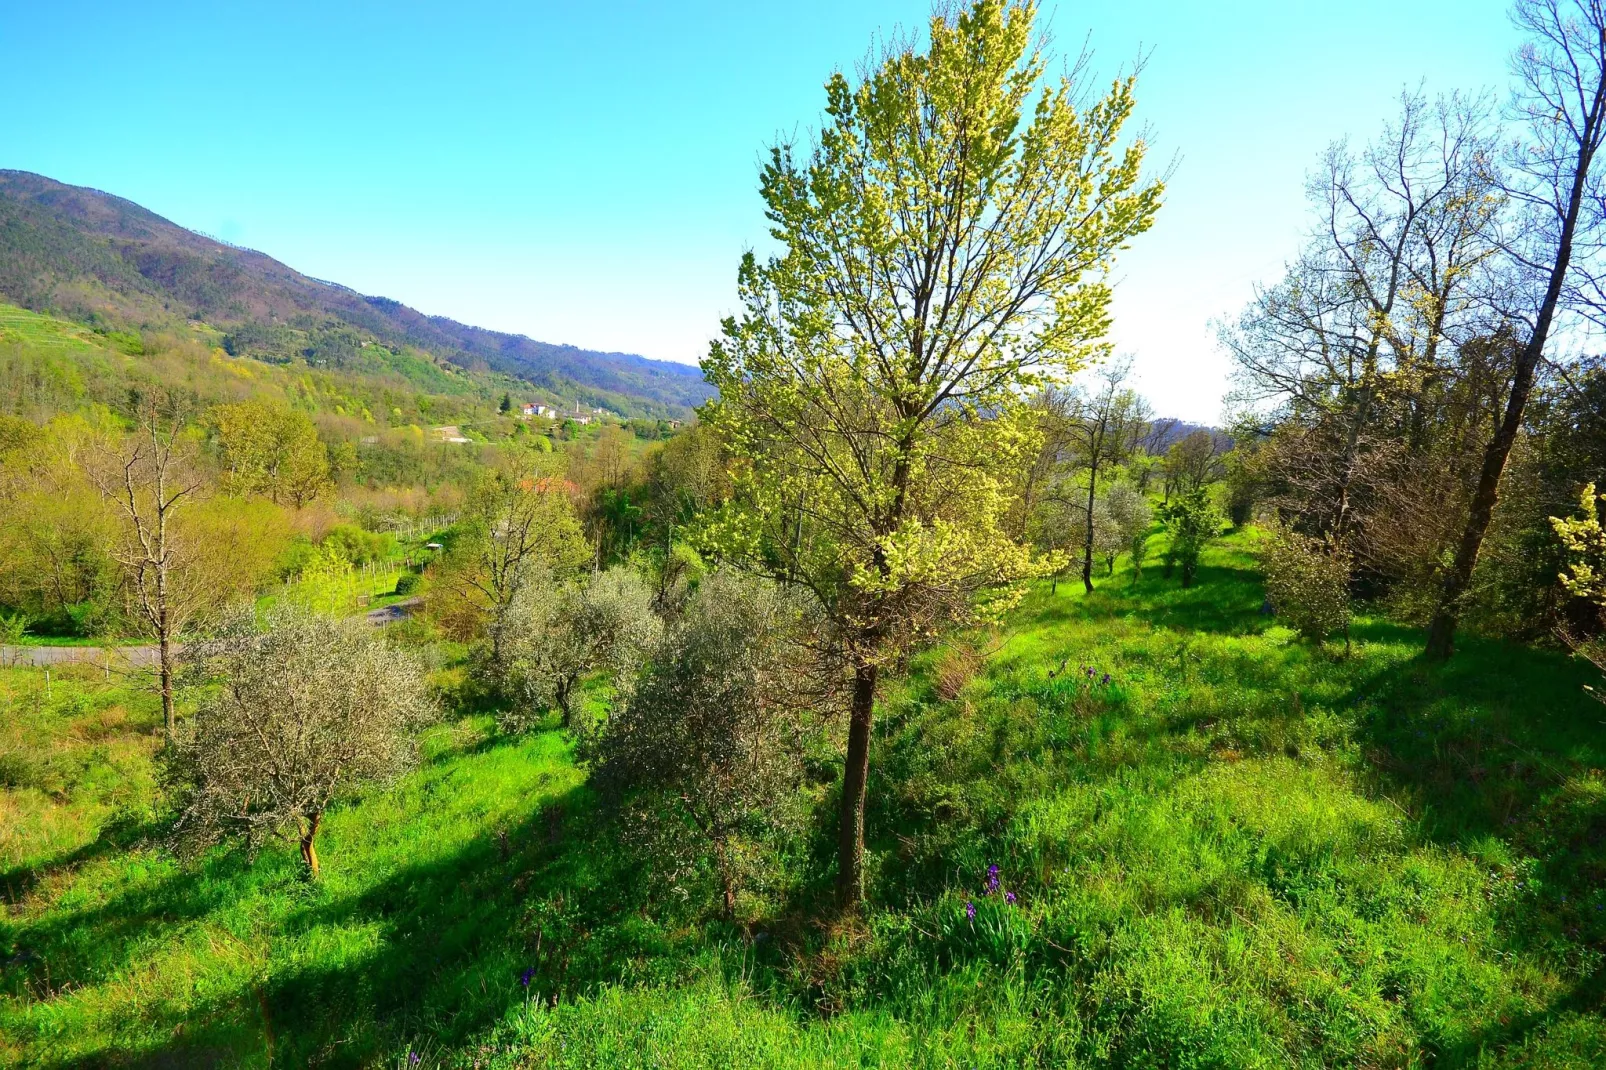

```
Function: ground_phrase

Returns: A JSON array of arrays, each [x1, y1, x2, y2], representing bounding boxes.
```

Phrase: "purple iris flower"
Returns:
[[965, 901, 976, 920], [1005, 891, 1017, 904], [519, 966, 535, 988], [1101, 673, 1111, 686], [408, 1054, 421, 1067]]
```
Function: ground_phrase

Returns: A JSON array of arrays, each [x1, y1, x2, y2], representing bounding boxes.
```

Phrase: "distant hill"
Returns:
[[0, 170, 713, 418]]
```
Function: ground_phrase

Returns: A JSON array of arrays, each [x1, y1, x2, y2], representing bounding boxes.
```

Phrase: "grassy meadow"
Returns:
[[3, 530, 1605, 1067]]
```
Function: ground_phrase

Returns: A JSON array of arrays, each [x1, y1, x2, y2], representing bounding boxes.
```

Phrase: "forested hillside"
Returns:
[[0, 170, 713, 418]]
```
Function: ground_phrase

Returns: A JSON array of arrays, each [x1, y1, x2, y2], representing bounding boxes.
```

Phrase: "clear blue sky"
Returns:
[[2, 1, 1513, 421]]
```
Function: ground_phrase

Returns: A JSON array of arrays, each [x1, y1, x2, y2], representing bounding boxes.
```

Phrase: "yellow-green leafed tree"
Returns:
[[1552, 483, 1606, 703], [700, 0, 1163, 905], [208, 400, 332, 508]]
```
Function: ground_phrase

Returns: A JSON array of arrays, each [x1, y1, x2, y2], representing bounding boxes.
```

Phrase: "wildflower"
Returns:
[[985, 864, 1000, 894], [1100, 673, 1110, 686], [965, 900, 976, 920], [519, 966, 535, 988], [409, 1054, 421, 1067], [1005, 891, 1017, 904]]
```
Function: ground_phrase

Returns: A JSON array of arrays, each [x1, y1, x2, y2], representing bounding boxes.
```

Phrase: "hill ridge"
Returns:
[[0, 169, 713, 418]]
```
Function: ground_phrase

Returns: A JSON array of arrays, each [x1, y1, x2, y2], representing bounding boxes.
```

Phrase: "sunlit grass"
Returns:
[[4, 530, 1606, 1067]]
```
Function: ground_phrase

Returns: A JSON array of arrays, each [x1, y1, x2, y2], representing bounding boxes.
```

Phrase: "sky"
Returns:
[[1, 0, 1516, 421]]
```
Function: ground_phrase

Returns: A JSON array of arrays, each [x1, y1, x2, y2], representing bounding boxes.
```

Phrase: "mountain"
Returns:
[[0, 170, 714, 418]]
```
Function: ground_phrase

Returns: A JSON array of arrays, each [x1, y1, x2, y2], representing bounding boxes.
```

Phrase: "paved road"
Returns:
[[0, 598, 423, 669], [0, 644, 163, 669]]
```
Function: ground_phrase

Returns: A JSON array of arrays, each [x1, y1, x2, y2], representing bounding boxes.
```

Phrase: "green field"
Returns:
[[0, 304, 131, 355], [3, 531, 1604, 1067]]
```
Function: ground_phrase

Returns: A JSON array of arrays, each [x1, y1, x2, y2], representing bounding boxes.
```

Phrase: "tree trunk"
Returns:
[[1423, 348, 1541, 658], [557, 678, 573, 727], [836, 661, 877, 907], [300, 811, 322, 879], [1082, 459, 1099, 595], [158, 633, 175, 743]]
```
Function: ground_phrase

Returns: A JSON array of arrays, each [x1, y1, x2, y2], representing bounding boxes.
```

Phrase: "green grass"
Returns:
[[4, 530, 1606, 1067], [0, 305, 111, 355]]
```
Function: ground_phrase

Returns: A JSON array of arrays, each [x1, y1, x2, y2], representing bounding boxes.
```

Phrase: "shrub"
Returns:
[[1260, 523, 1352, 645], [933, 643, 984, 700], [393, 571, 422, 596]]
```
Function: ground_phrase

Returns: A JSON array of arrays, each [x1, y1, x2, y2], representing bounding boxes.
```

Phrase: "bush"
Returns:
[[1260, 524, 1352, 645], [393, 571, 422, 596]]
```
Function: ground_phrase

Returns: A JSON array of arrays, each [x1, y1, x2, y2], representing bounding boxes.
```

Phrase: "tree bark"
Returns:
[[300, 811, 322, 879], [836, 661, 877, 907]]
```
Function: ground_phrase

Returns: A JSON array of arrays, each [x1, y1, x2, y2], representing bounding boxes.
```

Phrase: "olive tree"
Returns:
[[701, 0, 1162, 905], [582, 571, 832, 915], [168, 609, 435, 877], [498, 565, 661, 731], [1099, 482, 1152, 575]]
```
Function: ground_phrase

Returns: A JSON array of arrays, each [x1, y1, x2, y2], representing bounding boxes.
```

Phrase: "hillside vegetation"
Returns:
[[2, 532, 1603, 1066], [0, 170, 712, 419]]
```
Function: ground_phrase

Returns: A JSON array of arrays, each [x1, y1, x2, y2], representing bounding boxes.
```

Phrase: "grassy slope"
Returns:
[[4, 531, 1606, 1067]]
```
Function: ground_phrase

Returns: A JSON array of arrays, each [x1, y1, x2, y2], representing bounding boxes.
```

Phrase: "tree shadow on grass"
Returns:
[[0, 813, 169, 908], [29, 775, 673, 1070], [1340, 630, 1606, 1062]]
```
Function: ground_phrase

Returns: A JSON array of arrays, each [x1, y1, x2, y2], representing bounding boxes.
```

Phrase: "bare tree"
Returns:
[[169, 609, 435, 878], [1067, 363, 1150, 593], [1026, 364, 1149, 593], [1224, 92, 1504, 551], [1427, 0, 1606, 658], [84, 397, 205, 742]]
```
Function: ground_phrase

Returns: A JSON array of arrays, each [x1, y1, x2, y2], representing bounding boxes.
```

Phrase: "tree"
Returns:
[[1160, 489, 1225, 588], [498, 565, 661, 731], [1427, 0, 1606, 659], [1036, 362, 1149, 592], [1100, 482, 1152, 575], [1163, 431, 1226, 497], [434, 445, 590, 664], [85, 398, 206, 741], [1223, 91, 1503, 571], [208, 400, 332, 508], [169, 609, 435, 877], [701, 0, 1162, 905], [1261, 523, 1352, 647], [500, 392, 513, 414], [1552, 483, 1606, 700], [582, 571, 830, 915]]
